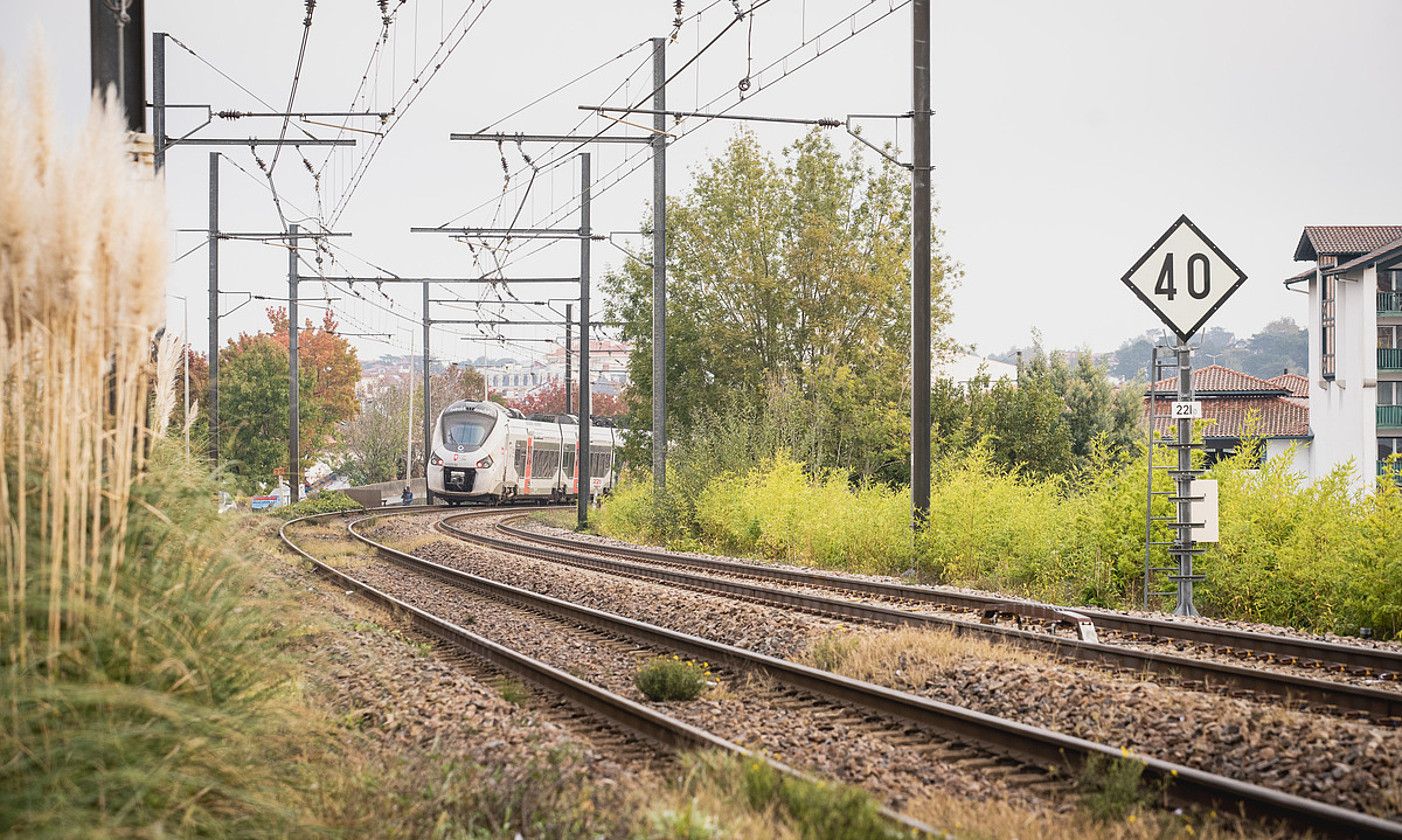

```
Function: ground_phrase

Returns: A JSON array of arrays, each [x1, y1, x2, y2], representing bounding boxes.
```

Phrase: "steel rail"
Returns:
[[279, 508, 939, 838], [491, 519, 1402, 677], [345, 510, 1402, 839], [431, 515, 1402, 722]]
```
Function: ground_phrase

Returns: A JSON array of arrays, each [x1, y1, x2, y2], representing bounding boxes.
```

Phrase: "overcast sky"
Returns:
[[3, 0, 1400, 364]]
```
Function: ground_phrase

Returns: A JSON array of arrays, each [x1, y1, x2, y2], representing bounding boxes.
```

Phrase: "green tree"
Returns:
[[218, 335, 316, 490], [336, 377, 412, 486], [606, 128, 956, 480], [1237, 318, 1307, 378], [218, 310, 361, 491]]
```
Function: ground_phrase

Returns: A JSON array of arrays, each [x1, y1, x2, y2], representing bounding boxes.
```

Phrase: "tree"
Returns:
[[1237, 318, 1307, 378], [605, 128, 957, 480], [507, 379, 629, 418], [266, 307, 360, 425], [217, 309, 361, 490], [218, 335, 314, 490], [929, 342, 1139, 478], [337, 376, 412, 486]]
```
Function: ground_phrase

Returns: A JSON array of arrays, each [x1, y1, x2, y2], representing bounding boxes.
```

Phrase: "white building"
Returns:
[[935, 352, 1019, 388], [476, 340, 631, 402], [1285, 225, 1402, 489]]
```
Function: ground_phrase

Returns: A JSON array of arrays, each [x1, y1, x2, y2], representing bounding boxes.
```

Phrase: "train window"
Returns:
[[441, 409, 496, 449], [531, 445, 560, 476], [514, 442, 527, 475], [562, 447, 575, 474]]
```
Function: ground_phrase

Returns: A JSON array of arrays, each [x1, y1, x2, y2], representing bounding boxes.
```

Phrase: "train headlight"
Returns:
[[476, 455, 493, 469], [430, 454, 443, 466]]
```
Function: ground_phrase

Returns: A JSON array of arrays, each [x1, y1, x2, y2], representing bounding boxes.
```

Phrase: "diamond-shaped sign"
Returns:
[[1121, 215, 1247, 342]]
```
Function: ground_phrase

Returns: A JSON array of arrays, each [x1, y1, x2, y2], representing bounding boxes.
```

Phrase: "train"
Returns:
[[425, 399, 620, 504]]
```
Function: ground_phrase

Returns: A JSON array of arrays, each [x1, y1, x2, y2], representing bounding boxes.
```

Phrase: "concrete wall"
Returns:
[[1307, 265, 1378, 491], [341, 477, 428, 509]]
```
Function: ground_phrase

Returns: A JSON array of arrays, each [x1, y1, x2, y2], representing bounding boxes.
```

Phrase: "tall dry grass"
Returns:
[[0, 57, 166, 673]]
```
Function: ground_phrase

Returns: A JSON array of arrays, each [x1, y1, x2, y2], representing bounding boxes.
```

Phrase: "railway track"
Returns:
[[280, 508, 940, 838], [329, 505, 1402, 838], [432, 512, 1402, 724], [484, 517, 1402, 676]]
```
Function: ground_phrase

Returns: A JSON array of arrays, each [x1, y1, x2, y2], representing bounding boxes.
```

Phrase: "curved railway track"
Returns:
[[303, 505, 1402, 838], [281, 508, 939, 838], [440, 513, 1402, 723]]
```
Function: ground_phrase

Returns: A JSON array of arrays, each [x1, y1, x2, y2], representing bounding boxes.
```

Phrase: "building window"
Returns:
[[1380, 436, 1402, 462], [1382, 381, 1398, 406], [1379, 270, 1402, 294], [1382, 325, 1402, 349], [1322, 274, 1337, 379]]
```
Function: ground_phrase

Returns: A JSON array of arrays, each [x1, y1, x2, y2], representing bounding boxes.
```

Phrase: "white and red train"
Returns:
[[425, 400, 620, 504]]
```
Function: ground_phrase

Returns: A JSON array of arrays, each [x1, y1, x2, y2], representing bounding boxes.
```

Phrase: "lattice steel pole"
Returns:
[[1172, 340, 1200, 616]]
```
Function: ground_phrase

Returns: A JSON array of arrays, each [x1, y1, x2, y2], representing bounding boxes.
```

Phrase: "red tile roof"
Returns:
[[1266, 373, 1309, 398], [1148, 364, 1289, 396], [1294, 226, 1402, 261], [1145, 396, 1310, 439]]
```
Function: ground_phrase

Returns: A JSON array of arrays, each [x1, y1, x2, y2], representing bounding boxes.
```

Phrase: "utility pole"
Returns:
[[406, 330, 415, 483], [577, 153, 592, 529], [910, 0, 933, 527], [287, 223, 300, 503], [564, 302, 574, 413], [651, 36, 668, 494], [152, 31, 165, 171], [182, 296, 190, 456], [89, 0, 145, 132], [207, 152, 220, 462], [422, 280, 432, 500]]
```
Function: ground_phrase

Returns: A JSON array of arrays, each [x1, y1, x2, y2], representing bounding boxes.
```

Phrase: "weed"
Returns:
[[636, 657, 711, 701], [496, 678, 532, 706], [806, 630, 859, 672], [1078, 753, 1157, 822], [642, 803, 724, 840]]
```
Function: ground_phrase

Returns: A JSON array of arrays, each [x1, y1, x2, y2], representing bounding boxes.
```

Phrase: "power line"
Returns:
[[328, 0, 494, 227], [268, 0, 318, 175]]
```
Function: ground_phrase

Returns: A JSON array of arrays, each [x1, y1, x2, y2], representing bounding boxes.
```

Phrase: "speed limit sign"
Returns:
[[1121, 215, 1247, 342]]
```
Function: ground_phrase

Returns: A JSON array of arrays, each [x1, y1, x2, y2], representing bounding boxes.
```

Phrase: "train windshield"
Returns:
[[440, 409, 496, 449]]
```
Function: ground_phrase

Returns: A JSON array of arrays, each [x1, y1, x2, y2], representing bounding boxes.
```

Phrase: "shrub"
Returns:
[[597, 427, 1402, 638], [269, 489, 363, 519], [635, 657, 710, 701]]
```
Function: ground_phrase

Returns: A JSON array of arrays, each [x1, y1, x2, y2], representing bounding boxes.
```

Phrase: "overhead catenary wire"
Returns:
[[328, 0, 495, 228], [268, 0, 318, 176]]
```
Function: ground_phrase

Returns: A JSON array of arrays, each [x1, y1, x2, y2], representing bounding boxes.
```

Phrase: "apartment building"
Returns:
[[1286, 225, 1402, 488]]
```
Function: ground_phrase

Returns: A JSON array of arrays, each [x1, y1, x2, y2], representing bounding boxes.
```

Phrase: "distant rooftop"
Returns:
[[1148, 364, 1290, 396], [1294, 226, 1402, 261], [1266, 372, 1309, 399]]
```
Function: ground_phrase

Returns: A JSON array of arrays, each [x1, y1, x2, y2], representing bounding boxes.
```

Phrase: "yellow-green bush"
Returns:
[[693, 453, 910, 574], [598, 439, 1402, 638]]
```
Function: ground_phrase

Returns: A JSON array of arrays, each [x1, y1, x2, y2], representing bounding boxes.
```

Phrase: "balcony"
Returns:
[[1381, 292, 1402, 316], [1380, 348, 1402, 371], [1380, 405, 1402, 427]]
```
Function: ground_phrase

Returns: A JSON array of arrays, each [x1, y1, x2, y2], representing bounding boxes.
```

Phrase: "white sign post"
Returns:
[[1123, 215, 1245, 617]]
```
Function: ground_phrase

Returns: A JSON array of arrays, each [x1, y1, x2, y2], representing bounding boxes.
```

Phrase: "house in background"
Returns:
[[1145, 365, 1311, 472], [1285, 225, 1402, 488]]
